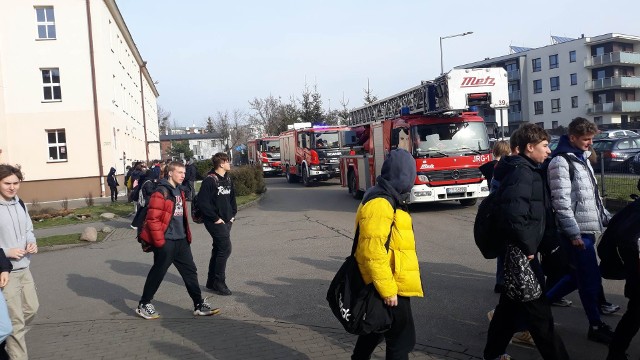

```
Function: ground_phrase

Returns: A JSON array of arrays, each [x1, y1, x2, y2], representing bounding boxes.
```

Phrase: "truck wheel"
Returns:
[[302, 165, 311, 187], [286, 167, 297, 183], [348, 170, 363, 199], [459, 198, 477, 206]]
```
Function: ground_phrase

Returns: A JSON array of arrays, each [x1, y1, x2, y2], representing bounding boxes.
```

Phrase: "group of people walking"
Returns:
[[349, 117, 640, 360]]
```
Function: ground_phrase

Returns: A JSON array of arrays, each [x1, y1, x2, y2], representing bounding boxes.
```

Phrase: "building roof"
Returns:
[[160, 133, 222, 141]]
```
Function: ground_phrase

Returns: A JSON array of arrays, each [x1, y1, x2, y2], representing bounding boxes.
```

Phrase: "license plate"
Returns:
[[446, 186, 466, 194]]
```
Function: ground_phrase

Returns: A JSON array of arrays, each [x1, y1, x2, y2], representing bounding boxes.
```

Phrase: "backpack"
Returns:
[[326, 195, 396, 335], [598, 195, 640, 280], [134, 185, 173, 252], [474, 188, 506, 259], [137, 180, 159, 208], [191, 174, 218, 224], [542, 152, 576, 182]]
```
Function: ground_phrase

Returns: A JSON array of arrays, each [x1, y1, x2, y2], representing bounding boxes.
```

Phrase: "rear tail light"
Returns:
[[603, 151, 616, 159]]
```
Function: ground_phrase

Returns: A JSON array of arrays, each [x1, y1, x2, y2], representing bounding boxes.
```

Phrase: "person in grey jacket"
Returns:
[[0, 164, 39, 360], [545, 117, 614, 344]]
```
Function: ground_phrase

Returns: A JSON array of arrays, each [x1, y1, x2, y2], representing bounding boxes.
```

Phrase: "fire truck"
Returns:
[[279, 122, 356, 186], [340, 68, 509, 205], [247, 136, 282, 176]]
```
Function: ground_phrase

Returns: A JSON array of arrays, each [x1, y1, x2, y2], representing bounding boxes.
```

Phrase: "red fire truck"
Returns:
[[340, 68, 509, 205], [279, 122, 356, 186], [247, 136, 282, 176]]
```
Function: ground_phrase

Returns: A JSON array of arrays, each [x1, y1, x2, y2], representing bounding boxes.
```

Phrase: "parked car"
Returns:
[[592, 137, 640, 172], [593, 129, 639, 140], [549, 138, 559, 151]]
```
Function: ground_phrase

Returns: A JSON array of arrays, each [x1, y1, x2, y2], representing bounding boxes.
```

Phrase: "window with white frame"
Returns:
[[551, 98, 561, 113], [550, 76, 560, 91], [47, 129, 67, 161], [571, 96, 578, 108], [570, 73, 577, 86], [549, 54, 558, 69], [35, 7, 56, 39], [552, 121, 559, 129], [41, 68, 61, 101], [532, 58, 541, 72], [569, 50, 576, 63]]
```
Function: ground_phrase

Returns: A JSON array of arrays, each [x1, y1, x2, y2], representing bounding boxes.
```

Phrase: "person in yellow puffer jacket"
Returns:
[[352, 149, 424, 360]]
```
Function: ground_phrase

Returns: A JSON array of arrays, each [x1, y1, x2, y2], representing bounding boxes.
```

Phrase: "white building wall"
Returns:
[[0, 0, 159, 200], [189, 139, 225, 161]]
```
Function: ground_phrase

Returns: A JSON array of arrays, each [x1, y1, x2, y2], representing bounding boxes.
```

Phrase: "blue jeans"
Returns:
[[546, 234, 603, 326], [0, 289, 12, 343]]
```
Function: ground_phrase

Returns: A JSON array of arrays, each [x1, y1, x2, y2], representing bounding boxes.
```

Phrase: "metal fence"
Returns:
[[593, 153, 640, 207]]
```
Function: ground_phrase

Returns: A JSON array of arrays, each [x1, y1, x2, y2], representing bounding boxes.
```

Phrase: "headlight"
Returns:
[[309, 165, 320, 170], [418, 175, 429, 182]]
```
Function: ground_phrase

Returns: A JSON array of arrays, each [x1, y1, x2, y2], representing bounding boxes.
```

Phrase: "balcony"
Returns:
[[508, 90, 521, 102], [507, 69, 520, 81], [585, 76, 640, 91], [586, 101, 640, 114], [584, 51, 640, 68], [508, 111, 523, 122]]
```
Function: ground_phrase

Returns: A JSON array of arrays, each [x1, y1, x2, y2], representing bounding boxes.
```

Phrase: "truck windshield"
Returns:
[[411, 122, 489, 156], [262, 140, 280, 154], [314, 132, 340, 149]]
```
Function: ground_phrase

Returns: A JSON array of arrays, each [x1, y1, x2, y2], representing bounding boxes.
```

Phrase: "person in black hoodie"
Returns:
[[106, 167, 119, 202], [483, 124, 570, 360], [197, 153, 237, 296]]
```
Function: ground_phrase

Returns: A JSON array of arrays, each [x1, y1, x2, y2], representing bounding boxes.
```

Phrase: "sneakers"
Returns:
[[194, 302, 220, 316], [552, 298, 573, 307], [600, 302, 621, 315], [206, 283, 232, 296], [512, 331, 535, 346], [136, 303, 160, 319], [588, 322, 614, 344]]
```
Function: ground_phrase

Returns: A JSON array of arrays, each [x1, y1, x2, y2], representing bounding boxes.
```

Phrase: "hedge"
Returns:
[[194, 160, 265, 196]]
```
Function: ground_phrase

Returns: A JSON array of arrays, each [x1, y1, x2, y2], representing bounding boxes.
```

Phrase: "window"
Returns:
[[594, 116, 602, 125], [570, 73, 577, 86], [552, 121, 559, 129], [534, 101, 543, 115], [549, 54, 558, 69], [35, 7, 56, 39], [571, 96, 578, 108], [533, 79, 542, 93], [532, 58, 541, 72], [550, 76, 560, 91], [551, 98, 561, 113], [536, 122, 545, 128], [569, 50, 576, 63], [47, 129, 67, 161], [41, 68, 61, 101]]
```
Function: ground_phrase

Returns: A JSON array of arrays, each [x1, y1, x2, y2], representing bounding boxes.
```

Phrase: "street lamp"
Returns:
[[439, 31, 473, 75]]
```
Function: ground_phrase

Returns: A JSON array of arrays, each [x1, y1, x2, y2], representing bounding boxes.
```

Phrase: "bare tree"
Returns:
[[338, 92, 350, 123], [229, 109, 252, 148], [213, 111, 231, 152], [248, 95, 281, 136], [157, 105, 171, 134]]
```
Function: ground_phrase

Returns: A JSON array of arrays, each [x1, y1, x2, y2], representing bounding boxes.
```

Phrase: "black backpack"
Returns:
[[326, 195, 396, 335], [598, 195, 640, 280], [474, 188, 505, 259], [191, 174, 217, 224]]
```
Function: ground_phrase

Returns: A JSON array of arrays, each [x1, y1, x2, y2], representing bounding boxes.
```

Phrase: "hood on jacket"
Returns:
[[159, 179, 181, 197], [493, 154, 538, 182], [363, 149, 416, 207], [108, 167, 116, 176], [552, 135, 585, 158]]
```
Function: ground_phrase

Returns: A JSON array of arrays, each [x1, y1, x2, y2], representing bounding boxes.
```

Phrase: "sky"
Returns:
[[116, 0, 640, 128]]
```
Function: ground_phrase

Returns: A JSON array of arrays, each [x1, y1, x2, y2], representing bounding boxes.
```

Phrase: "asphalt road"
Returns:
[[29, 177, 638, 359]]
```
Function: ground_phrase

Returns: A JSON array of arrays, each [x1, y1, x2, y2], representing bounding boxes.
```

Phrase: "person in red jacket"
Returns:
[[136, 161, 220, 319]]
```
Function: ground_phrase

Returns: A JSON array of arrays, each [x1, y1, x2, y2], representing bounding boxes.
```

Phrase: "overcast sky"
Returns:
[[116, 0, 639, 127]]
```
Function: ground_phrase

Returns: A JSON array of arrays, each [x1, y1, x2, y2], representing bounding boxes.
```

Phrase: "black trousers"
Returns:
[[607, 295, 640, 360], [204, 221, 232, 286], [109, 186, 118, 201], [140, 238, 203, 307], [484, 294, 569, 360], [352, 296, 415, 360]]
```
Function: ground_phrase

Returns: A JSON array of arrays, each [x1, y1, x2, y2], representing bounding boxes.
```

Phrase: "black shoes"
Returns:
[[588, 322, 614, 344], [206, 282, 232, 296]]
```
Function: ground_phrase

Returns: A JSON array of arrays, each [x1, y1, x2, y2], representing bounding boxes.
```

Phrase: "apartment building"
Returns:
[[0, 0, 160, 202], [160, 126, 225, 161], [457, 33, 640, 133]]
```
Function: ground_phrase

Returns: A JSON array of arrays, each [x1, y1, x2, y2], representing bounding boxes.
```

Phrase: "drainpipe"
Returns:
[[140, 62, 149, 163], [85, 0, 105, 197]]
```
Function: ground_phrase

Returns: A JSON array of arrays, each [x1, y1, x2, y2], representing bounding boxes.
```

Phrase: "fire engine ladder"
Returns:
[[348, 82, 433, 126]]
